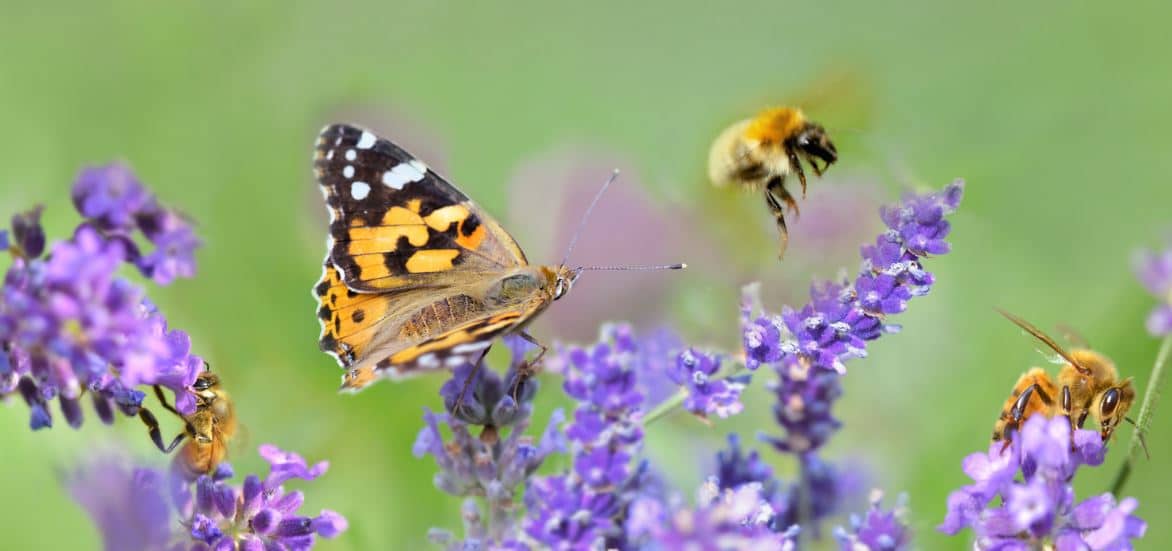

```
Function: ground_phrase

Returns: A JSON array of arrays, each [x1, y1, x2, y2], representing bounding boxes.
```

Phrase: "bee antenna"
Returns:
[[995, 308, 1091, 376], [560, 169, 620, 268], [575, 263, 687, 272], [1123, 416, 1151, 460]]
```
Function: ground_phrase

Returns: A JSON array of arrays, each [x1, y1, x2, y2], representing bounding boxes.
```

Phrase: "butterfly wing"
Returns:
[[312, 124, 550, 389], [313, 124, 528, 292]]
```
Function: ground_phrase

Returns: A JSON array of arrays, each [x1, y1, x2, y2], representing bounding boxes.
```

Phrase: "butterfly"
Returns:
[[312, 124, 683, 391]]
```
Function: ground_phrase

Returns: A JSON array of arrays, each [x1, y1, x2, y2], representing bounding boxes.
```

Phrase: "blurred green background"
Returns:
[[3, 2, 1171, 549]]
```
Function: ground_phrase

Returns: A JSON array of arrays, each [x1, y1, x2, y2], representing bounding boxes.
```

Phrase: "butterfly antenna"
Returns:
[[560, 169, 620, 268], [576, 264, 687, 272]]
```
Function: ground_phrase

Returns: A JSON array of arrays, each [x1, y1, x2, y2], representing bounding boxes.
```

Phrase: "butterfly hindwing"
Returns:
[[313, 124, 527, 293]]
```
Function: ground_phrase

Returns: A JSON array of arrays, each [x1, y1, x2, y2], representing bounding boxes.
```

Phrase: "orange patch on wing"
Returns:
[[354, 254, 392, 280], [405, 198, 423, 213], [745, 107, 805, 144], [455, 224, 486, 250], [405, 249, 460, 273], [423, 205, 470, 232], [382, 206, 426, 226], [347, 226, 428, 254]]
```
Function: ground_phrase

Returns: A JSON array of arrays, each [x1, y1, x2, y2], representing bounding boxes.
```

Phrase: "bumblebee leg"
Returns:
[[787, 149, 808, 198], [765, 179, 792, 259]]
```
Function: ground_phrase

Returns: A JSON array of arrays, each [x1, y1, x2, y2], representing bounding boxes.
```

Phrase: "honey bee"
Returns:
[[707, 106, 838, 258], [138, 368, 237, 479], [992, 309, 1138, 450]]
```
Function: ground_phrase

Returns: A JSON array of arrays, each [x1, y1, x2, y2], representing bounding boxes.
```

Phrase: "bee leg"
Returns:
[[138, 407, 189, 453], [152, 385, 182, 417], [1000, 383, 1054, 453], [787, 148, 808, 198]]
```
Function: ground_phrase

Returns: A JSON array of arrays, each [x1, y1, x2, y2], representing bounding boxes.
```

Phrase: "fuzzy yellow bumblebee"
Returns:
[[707, 107, 837, 258]]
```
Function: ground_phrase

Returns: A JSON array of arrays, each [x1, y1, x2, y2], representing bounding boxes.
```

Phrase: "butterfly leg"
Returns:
[[764, 179, 792, 259], [452, 347, 494, 416], [510, 332, 548, 402]]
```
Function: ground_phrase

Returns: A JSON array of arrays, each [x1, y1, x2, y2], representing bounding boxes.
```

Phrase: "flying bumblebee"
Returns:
[[138, 368, 237, 480], [991, 309, 1139, 451], [707, 106, 838, 258]]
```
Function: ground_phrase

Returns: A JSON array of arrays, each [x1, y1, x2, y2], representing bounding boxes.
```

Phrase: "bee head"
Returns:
[[1094, 377, 1136, 441], [793, 123, 838, 173]]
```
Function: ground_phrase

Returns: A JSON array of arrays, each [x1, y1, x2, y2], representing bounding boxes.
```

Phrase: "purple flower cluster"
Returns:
[[1, 165, 204, 430], [626, 479, 799, 551], [939, 416, 1145, 549], [523, 324, 650, 550], [737, 181, 964, 536], [72, 163, 201, 285], [834, 491, 911, 550], [1134, 246, 1172, 337], [417, 336, 565, 548], [69, 445, 346, 550], [667, 348, 747, 419]]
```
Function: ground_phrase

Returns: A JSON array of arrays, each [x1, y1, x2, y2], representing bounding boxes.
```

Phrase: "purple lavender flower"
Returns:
[[1134, 247, 1172, 337], [834, 491, 911, 551], [418, 336, 566, 547], [134, 203, 201, 285], [939, 416, 1145, 549], [1, 165, 204, 430], [667, 348, 747, 419], [524, 324, 652, 550], [69, 446, 346, 550], [626, 479, 799, 551], [742, 180, 964, 537], [72, 164, 152, 232]]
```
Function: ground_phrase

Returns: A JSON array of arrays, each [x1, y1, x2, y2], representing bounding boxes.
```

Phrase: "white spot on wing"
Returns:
[[444, 356, 466, 367], [326, 149, 335, 160], [453, 342, 490, 354], [350, 181, 370, 200], [418, 353, 439, 368], [343, 165, 355, 179], [345, 149, 356, 161], [356, 131, 376, 149], [381, 161, 428, 190]]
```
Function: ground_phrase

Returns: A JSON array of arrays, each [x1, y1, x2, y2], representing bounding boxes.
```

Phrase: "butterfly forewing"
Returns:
[[313, 124, 527, 292]]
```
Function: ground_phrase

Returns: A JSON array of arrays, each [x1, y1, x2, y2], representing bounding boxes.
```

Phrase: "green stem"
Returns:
[[642, 360, 751, 426], [1109, 334, 1172, 496]]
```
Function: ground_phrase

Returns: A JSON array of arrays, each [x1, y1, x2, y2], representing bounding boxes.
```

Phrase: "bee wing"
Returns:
[[1055, 323, 1091, 349], [996, 308, 1092, 375]]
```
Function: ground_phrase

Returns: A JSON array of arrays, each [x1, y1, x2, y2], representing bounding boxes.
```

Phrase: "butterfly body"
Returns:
[[312, 124, 578, 391]]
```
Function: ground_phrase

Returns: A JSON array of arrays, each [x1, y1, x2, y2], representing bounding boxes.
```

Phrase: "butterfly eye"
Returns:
[[1100, 388, 1120, 417]]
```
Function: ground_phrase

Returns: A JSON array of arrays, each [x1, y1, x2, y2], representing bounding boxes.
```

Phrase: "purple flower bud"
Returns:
[[72, 164, 151, 231]]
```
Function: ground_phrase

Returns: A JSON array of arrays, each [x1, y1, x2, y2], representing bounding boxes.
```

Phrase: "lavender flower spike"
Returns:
[[2, 164, 204, 430], [834, 490, 912, 551], [69, 446, 346, 550], [939, 415, 1145, 550], [626, 479, 798, 551], [417, 335, 565, 547], [524, 324, 653, 550], [1134, 246, 1172, 337]]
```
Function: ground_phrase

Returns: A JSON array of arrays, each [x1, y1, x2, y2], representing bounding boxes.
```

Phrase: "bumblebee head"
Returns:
[[1094, 377, 1136, 442], [792, 122, 838, 174]]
